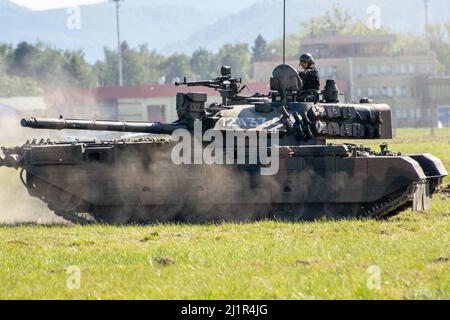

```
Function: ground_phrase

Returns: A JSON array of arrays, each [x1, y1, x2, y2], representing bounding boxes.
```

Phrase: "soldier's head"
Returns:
[[299, 53, 315, 69]]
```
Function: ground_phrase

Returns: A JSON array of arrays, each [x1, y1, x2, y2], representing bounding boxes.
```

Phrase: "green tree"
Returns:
[[322, 6, 352, 34], [121, 41, 149, 85], [63, 50, 97, 87], [6, 42, 97, 88], [267, 34, 302, 61], [8, 41, 40, 78], [0, 53, 5, 74], [0, 44, 12, 73], [393, 34, 427, 54], [0, 74, 41, 97], [98, 42, 166, 85], [190, 48, 215, 80], [94, 61, 108, 86], [99, 46, 120, 86], [428, 23, 450, 75], [217, 43, 251, 80], [393, 23, 450, 75], [252, 34, 270, 62], [161, 53, 193, 84], [139, 45, 165, 83], [34, 47, 67, 86], [300, 6, 389, 38]]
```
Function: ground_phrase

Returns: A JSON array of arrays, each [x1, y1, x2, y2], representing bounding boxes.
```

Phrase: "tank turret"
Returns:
[[19, 65, 392, 143]]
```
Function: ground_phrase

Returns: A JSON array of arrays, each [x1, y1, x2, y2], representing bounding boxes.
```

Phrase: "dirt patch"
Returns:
[[154, 256, 176, 266], [6, 240, 29, 246], [68, 240, 95, 247], [438, 184, 450, 196], [295, 259, 314, 266], [140, 231, 160, 242], [433, 256, 449, 264]]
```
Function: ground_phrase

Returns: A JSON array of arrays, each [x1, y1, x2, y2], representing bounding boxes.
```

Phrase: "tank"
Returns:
[[1, 65, 447, 224]]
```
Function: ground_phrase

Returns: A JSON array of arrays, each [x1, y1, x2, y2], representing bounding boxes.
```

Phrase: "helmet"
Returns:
[[299, 53, 314, 65]]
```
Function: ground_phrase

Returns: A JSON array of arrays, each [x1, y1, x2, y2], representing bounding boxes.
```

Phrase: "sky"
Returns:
[[9, 0, 107, 10]]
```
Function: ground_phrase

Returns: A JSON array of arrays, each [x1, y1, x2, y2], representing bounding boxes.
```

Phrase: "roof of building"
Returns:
[[417, 75, 450, 85], [0, 97, 47, 112], [301, 34, 397, 46], [427, 76, 450, 81]]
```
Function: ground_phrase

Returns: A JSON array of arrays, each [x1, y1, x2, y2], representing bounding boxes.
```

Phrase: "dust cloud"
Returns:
[[105, 145, 283, 223], [0, 88, 122, 225], [0, 116, 67, 224]]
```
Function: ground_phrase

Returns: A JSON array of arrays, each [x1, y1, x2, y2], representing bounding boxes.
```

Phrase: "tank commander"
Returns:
[[298, 53, 320, 102]]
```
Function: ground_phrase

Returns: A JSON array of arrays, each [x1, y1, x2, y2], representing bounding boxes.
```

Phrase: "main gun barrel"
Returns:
[[21, 118, 187, 135]]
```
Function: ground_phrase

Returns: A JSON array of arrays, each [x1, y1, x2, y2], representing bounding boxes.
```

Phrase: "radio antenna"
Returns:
[[282, 0, 287, 107]]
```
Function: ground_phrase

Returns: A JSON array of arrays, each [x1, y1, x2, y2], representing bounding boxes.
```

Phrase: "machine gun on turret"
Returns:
[[175, 66, 245, 106]]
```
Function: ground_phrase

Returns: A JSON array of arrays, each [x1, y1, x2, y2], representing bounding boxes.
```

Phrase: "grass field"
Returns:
[[0, 129, 449, 300]]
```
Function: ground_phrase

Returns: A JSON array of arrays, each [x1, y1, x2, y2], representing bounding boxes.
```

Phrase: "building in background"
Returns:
[[253, 34, 440, 128], [416, 76, 450, 127]]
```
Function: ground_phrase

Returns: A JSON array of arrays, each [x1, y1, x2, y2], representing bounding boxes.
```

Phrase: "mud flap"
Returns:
[[413, 182, 430, 211]]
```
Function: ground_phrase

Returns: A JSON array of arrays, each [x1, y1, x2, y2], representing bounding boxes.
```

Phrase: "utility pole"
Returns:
[[424, 0, 436, 134], [424, 0, 430, 56], [282, 0, 286, 107], [112, 0, 123, 86]]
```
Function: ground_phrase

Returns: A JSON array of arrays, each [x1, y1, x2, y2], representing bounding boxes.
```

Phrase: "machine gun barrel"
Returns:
[[21, 118, 187, 135], [175, 79, 222, 89], [175, 79, 212, 86]]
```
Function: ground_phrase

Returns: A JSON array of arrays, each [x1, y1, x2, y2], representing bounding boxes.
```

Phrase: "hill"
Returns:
[[1, 0, 449, 61], [168, 0, 450, 54]]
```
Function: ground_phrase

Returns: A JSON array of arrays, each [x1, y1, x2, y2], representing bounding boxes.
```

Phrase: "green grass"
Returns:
[[393, 127, 450, 140], [0, 128, 449, 300], [0, 205, 449, 300]]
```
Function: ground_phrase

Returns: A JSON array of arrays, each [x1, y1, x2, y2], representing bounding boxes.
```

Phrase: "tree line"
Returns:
[[1, 7, 450, 97]]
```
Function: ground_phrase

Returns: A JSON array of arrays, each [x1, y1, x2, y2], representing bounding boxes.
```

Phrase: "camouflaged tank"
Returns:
[[1, 65, 447, 224]]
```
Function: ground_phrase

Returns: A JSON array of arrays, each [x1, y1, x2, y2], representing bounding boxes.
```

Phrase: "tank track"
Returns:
[[25, 168, 423, 224], [42, 184, 420, 224], [359, 184, 417, 219], [22, 170, 96, 225], [52, 209, 97, 225]]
